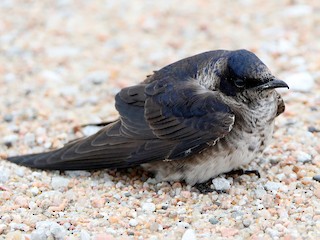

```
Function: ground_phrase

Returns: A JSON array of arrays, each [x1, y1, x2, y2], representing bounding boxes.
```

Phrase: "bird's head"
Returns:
[[208, 49, 288, 102]]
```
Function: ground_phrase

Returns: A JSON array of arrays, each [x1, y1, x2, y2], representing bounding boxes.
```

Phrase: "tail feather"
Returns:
[[6, 150, 135, 170], [7, 151, 68, 170]]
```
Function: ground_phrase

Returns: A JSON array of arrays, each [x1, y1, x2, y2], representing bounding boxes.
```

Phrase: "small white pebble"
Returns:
[[9, 222, 30, 232], [142, 202, 156, 212], [212, 177, 231, 191], [276, 173, 286, 181], [0, 166, 10, 183], [105, 227, 117, 235], [31, 221, 66, 240], [29, 201, 37, 209], [3, 134, 19, 145], [177, 207, 186, 214], [0, 223, 7, 233], [65, 170, 91, 177], [82, 126, 102, 137], [115, 181, 124, 188], [181, 229, 197, 240], [31, 172, 42, 178], [177, 221, 190, 229], [265, 228, 279, 238], [29, 187, 40, 196], [129, 219, 138, 227], [24, 132, 36, 146], [51, 176, 70, 190], [80, 229, 91, 240], [296, 151, 312, 163], [264, 181, 283, 192], [14, 168, 25, 177], [63, 222, 70, 229], [113, 194, 121, 200]]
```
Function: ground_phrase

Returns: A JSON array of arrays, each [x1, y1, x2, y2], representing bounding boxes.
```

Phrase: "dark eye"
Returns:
[[234, 79, 245, 88]]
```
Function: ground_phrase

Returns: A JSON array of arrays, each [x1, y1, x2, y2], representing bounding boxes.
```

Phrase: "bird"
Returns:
[[6, 49, 288, 188]]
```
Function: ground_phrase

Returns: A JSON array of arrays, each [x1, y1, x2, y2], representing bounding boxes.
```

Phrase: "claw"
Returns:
[[226, 169, 261, 178]]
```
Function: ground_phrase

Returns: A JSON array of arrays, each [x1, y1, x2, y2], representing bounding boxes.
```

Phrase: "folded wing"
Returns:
[[7, 76, 235, 170]]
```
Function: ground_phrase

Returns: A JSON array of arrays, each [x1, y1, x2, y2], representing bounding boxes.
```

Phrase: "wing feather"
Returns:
[[7, 73, 235, 170]]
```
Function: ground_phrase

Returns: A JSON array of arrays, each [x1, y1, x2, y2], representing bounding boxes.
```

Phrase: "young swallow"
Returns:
[[6, 49, 288, 186]]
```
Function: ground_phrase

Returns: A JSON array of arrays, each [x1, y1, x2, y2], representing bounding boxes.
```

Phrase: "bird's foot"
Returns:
[[226, 169, 261, 178], [194, 179, 226, 194], [194, 180, 214, 194]]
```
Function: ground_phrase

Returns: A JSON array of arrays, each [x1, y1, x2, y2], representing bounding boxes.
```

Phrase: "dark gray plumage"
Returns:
[[6, 49, 288, 185]]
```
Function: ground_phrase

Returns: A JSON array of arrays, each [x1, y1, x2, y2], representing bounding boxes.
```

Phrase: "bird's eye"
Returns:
[[234, 79, 245, 88]]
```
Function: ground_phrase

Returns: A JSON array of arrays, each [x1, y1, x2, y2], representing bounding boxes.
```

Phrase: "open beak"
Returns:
[[257, 78, 289, 90]]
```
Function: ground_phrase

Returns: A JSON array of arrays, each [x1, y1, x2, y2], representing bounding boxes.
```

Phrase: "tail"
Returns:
[[5, 121, 144, 170], [5, 119, 169, 170], [5, 137, 106, 170], [6, 151, 72, 170]]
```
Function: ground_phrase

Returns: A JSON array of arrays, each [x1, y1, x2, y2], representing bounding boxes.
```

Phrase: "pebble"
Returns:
[[142, 202, 156, 212], [314, 187, 320, 199], [0, 224, 6, 234], [177, 206, 186, 214], [9, 222, 30, 232], [23, 133, 36, 146], [177, 222, 190, 229], [29, 201, 38, 209], [242, 219, 251, 227], [94, 233, 115, 240], [211, 177, 231, 192], [2, 134, 18, 147], [82, 126, 102, 137], [65, 170, 91, 177], [161, 203, 169, 210], [313, 175, 320, 182], [91, 198, 106, 208], [80, 230, 91, 240], [41, 70, 62, 82], [14, 196, 29, 208], [264, 181, 284, 192], [29, 187, 40, 196], [5, 231, 23, 240], [3, 114, 13, 122], [14, 168, 25, 177], [129, 219, 138, 227], [285, 72, 314, 92], [308, 126, 320, 133], [84, 71, 109, 85], [265, 228, 279, 238], [150, 222, 159, 231], [220, 228, 239, 238], [180, 190, 191, 198], [51, 176, 70, 190], [0, 166, 10, 183], [31, 221, 66, 240], [46, 46, 80, 58], [282, 4, 313, 17], [296, 151, 312, 163], [181, 229, 197, 240], [4, 73, 16, 83], [209, 217, 219, 225]]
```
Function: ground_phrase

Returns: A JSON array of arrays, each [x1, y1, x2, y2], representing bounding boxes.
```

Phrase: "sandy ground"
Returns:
[[0, 0, 320, 239]]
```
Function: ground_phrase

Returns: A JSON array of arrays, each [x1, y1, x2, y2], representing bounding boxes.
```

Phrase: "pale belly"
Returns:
[[142, 122, 275, 185]]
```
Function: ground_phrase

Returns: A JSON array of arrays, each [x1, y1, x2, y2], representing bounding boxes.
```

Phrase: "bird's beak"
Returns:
[[257, 78, 289, 90]]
